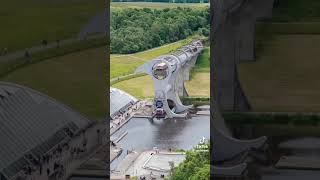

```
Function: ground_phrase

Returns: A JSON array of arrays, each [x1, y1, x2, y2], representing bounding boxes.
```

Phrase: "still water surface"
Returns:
[[111, 116, 210, 170]]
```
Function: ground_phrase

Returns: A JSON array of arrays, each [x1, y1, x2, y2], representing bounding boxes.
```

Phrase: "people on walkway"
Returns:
[[24, 50, 30, 58], [41, 39, 48, 46], [2, 47, 8, 56], [56, 39, 60, 48], [46, 168, 50, 176]]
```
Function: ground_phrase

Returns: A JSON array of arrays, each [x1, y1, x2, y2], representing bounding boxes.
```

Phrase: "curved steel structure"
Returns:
[[0, 82, 91, 180], [135, 40, 204, 119], [211, 0, 274, 177]]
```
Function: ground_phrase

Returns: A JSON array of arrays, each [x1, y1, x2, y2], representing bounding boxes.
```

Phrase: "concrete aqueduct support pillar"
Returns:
[[136, 41, 203, 119]]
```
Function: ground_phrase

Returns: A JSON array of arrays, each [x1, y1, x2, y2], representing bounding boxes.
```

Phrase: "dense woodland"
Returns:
[[111, 7, 209, 54]]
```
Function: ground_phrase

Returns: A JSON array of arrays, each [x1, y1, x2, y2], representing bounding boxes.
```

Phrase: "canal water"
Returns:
[[110, 116, 210, 170]]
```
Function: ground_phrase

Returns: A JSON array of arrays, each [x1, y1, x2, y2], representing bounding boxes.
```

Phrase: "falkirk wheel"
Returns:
[[135, 40, 204, 119], [211, 0, 275, 178], [212, 0, 274, 111]]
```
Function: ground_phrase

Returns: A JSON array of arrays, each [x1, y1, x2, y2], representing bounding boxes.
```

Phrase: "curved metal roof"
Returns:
[[0, 82, 91, 180], [110, 87, 137, 118]]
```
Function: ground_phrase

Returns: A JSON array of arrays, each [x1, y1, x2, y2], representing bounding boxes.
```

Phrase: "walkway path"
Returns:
[[111, 40, 182, 59], [110, 101, 147, 135], [0, 33, 105, 63]]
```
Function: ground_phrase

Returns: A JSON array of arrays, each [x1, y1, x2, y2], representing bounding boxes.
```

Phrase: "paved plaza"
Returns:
[[111, 150, 185, 179]]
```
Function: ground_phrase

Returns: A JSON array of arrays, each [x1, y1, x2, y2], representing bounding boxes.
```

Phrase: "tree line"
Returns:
[[169, 142, 210, 180], [111, 7, 209, 54]]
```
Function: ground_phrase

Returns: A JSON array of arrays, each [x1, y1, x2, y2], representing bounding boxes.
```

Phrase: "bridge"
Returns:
[[135, 40, 204, 119]]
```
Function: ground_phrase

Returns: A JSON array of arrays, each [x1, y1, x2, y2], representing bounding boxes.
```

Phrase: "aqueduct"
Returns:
[[135, 40, 204, 119]]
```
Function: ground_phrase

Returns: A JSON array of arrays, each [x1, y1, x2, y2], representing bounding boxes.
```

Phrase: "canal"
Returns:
[[110, 115, 210, 170]]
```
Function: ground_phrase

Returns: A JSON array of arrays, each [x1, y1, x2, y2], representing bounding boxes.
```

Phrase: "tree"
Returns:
[[170, 142, 210, 180], [110, 7, 209, 54]]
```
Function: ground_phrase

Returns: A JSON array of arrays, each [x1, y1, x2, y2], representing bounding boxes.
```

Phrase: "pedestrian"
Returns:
[[39, 164, 42, 175], [56, 39, 60, 48], [2, 48, 8, 55], [82, 138, 87, 149], [42, 39, 48, 46], [47, 168, 50, 176], [24, 50, 30, 58], [28, 166, 32, 175]]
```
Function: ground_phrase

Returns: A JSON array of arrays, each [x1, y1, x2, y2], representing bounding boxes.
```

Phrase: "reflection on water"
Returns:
[[111, 116, 210, 170]]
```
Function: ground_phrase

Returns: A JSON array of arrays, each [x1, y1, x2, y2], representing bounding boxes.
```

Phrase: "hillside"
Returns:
[[238, 1, 320, 112], [1, 47, 107, 118], [112, 46, 210, 98], [0, 0, 104, 53]]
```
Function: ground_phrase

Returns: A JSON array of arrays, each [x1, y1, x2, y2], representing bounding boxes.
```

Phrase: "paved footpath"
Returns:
[[110, 101, 146, 135], [0, 34, 105, 63]]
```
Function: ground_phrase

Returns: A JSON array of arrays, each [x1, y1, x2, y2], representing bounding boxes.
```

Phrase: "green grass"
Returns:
[[112, 75, 154, 98], [1, 47, 107, 119], [0, 36, 107, 79], [0, 0, 104, 53], [112, 72, 209, 98], [110, 37, 196, 79], [112, 46, 210, 98], [272, 0, 320, 22], [185, 72, 210, 97], [191, 47, 210, 74], [111, 2, 209, 9], [239, 34, 320, 112]]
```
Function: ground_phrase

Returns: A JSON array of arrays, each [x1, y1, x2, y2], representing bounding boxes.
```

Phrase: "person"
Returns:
[[24, 50, 31, 60], [42, 39, 48, 46], [3, 48, 8, 55], [82, 138, 87, 150], [28, 166, 32, 175], [39, 164, 42, 175], [56, 39, 60, 48]]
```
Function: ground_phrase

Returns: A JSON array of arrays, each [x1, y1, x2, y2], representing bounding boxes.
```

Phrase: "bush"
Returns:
[[224, 113, 320, 126], [111, 7, 209, 54]]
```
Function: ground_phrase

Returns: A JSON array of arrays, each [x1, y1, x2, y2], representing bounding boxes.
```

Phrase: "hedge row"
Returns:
[[0, 36, 107, 78], [224, 112, 320, 126], [110, 73, 147, 85], [181, 96, 209, 106]]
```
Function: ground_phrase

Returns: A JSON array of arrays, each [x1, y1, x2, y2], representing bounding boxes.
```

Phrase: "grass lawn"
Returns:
[[239, 34, 320, 112], [0, 0, 104, 53], [1, 47, 107, 119], [272, 0, 320, 22], [112, 72, 209, 98], [112, 75, 154, 98], [111, 2, 209, 9], [191, 47, 210, 74], [110, 38, 195, 79], [112, 46, 210, 98], [185, 72, 209, 97]]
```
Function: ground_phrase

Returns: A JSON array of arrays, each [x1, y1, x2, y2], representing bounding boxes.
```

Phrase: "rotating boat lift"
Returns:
[[211, 0, 275, 178], [135, 40, 204, 119]]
